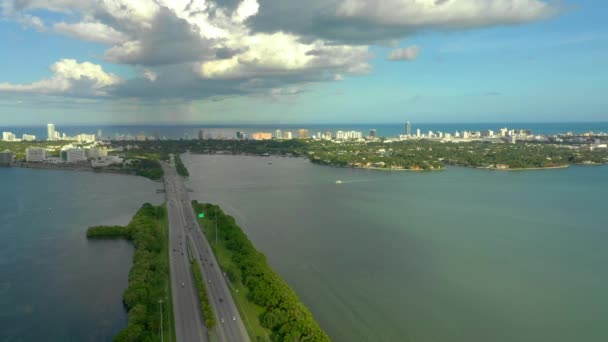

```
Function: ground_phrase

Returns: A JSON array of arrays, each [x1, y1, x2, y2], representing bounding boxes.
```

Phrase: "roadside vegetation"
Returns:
[[192, 201, 330, 342], [190, 260, 216, 328], [174, 153, 190, 177], [86, 203, 175, 342], [127, 159, 164, 180]]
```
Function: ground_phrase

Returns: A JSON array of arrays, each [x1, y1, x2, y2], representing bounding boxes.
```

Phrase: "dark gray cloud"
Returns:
[[248, 0, 558, 44], [104, 6, 216, 66]]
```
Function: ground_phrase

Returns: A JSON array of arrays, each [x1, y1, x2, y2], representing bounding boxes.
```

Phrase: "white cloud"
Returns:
[[388, 45, 420, 61], [1, 0, 559, 101], [0, 59, 121, 96], [143, 69, 158, 82], [54, 22, 128, 44]]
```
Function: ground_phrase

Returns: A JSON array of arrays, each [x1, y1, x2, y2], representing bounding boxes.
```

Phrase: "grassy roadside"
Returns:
[[193, 201, 332, 341], [190, 259, 217, 328], [193, 204, 272, 342], [87, 203, 176, 342]]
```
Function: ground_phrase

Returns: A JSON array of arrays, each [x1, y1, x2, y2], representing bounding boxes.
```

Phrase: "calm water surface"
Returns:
[[0, 168, 162, 341], [184, 154, 608, 342]]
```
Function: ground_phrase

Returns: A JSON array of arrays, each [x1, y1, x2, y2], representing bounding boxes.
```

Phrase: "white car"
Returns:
[[181, 282, 185, 287], [232, 316, 236, 321]]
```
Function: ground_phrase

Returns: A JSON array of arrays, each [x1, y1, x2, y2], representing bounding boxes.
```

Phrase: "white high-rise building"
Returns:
[[47, 123, 56, 141], [416, 129, 421, 137], [2, 132, 16, 141], [67, 149, 87, 162], [26, 147, 47, 162], [275, 129, 282, 139], [283, 131, 293, 139], [22, 134, 36, 141]]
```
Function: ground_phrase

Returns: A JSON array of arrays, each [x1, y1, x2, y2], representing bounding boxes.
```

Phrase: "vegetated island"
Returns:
[[107, 139, 608, 171], [86, 203, 175, 342], [192, 201, 330, 342]]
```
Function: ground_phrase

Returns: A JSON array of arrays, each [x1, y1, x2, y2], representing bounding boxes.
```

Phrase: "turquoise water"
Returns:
[[184, 154, 608, 342], [0, 168, 162, 341]]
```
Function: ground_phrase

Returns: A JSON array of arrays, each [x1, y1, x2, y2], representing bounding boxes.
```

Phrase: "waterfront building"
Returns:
[[97, 128, 103, 139], [298, 129, 309, 139], [275, 129, 282, 139], [370, 129, 377, 137], [509, 136, 517, 144], [251, 132, 272, 140], [406, 121, 411, 136], [77, 134, 96, 143], [2, 132, 16, 141], [22, 134, 36, 141], [47, 123, 56, 141], [283, 131, 293, 139], [500, 128, 508, 137], [0, 151, 14, 165], [87, 147, 108, 159], [198, 129, 204, 140], [26, 147, 47, 162], [67, 149, 87, 162], [236, 131, 246, 140], [428, 130, 434, 138], [416, 129, 421, 137], [325, 131, 332, 140]]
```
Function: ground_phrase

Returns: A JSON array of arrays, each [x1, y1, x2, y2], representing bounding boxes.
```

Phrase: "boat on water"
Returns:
[[335, 180, 343, 184]]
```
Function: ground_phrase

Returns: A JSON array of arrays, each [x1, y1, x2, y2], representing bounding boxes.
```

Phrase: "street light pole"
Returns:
[[159, 299, 164, 342]]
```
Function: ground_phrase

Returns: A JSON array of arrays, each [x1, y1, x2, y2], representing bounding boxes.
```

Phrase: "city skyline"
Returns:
[[0, 1, 607, 125]]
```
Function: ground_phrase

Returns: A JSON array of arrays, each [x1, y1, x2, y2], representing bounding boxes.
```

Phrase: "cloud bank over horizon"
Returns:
[[1, 0, 558, 103]]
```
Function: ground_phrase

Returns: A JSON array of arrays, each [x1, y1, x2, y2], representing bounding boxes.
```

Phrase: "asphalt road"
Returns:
[[164, 163, 208, 342], [164, 161, 250, 342]]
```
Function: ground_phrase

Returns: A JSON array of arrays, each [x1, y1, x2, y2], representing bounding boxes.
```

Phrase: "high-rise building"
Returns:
[[298, 129, 309, 139], [97, 128, 102, 139], [26, 147, 47, 162], [369, 129, 377, 137], [2, 132, 16, 141], [198, 129, 204, 140], [87, 147, 108, 159], [406, 121, 411, 136], [275, 129, 282, 139], [283, 131, 293, 139], [67, 149, 87, 162], [251, 132, 272, 140], [47, 123, 56, 141], [236, 131, 246, 140], [0, 151, 14, 165], [22, 134, 36, 141], [325, 131, 332, 140], [416, 129, 421, 137]]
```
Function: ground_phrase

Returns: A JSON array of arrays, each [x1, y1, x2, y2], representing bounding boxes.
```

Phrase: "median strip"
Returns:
[[191, 259, 217, 328]]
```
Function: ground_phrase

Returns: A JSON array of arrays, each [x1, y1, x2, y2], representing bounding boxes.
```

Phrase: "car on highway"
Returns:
[[181, 282, 185, 287], [232, 316, 236, 321], [221, 318, 224, 323]]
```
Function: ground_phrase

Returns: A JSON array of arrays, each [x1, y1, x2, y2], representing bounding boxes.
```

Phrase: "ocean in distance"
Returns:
[[2, 122, 608, 140], [184, 154, 608, 342], [0, 168, 162, 341]]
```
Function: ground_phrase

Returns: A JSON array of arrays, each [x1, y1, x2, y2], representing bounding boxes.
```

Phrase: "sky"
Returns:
[[0, 0, 606, 125]]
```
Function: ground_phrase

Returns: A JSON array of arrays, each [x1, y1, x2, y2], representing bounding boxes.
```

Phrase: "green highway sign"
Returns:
[[198, 213, 205, 218]]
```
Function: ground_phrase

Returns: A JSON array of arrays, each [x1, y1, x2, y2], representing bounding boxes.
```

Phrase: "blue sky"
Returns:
[[0, 0, 606, 125]]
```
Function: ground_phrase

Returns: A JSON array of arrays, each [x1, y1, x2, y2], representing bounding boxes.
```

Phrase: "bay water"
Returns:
[[183, 154, 608, 342], [0, 168, 162, 341]]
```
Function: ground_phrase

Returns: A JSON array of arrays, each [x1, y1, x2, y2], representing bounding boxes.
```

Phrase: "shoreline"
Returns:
[[5, 162, 154, 178], [482, 165, 570, 171]]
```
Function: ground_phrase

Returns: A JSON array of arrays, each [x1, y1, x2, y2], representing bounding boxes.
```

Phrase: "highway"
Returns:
[[163, 160, 250, 342]]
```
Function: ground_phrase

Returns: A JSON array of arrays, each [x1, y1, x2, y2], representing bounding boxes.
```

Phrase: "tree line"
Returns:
[[192, 201, 330, 342], [87, 203, 172, 342], [190, 259, 216, 328]]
